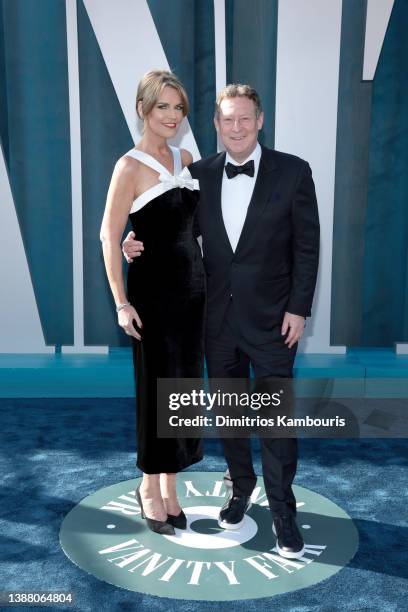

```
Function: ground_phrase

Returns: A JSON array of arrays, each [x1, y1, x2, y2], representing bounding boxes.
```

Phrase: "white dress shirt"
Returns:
[[221, 142, 262, 252]]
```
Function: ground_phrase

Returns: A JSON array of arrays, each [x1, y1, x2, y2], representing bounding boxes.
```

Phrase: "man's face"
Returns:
[[214, 96, 264, 162]]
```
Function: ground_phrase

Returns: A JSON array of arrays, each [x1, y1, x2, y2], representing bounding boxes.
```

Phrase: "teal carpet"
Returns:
[[0, 398, 407, 611]]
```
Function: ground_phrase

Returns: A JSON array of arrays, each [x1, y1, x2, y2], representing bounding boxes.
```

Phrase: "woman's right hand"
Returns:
[[118, 304, 143, 340]]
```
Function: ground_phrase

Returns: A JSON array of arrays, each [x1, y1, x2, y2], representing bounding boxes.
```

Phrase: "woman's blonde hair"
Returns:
[[136, 70, 189, 119]]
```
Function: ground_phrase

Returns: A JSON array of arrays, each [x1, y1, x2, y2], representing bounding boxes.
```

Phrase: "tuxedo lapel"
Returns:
[[234, 146, 278, 258], [205, 151, 234, 258]]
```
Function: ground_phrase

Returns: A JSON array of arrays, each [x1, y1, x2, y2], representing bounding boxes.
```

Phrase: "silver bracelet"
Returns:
[[116, 302, 131, 313]]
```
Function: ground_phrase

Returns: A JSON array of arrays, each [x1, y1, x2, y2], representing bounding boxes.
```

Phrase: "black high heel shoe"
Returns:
[[166, 509, 187, 530], [135, 486, 175, 536]]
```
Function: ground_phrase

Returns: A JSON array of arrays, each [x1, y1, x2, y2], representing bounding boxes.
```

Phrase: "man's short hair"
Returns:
[[215, 84, 262, 118]]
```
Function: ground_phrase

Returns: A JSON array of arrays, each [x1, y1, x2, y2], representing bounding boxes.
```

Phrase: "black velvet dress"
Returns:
[[125, 147, 205, 474]]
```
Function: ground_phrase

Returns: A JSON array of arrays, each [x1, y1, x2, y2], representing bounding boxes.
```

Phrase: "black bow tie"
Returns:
[[225, 159, 255, 179]]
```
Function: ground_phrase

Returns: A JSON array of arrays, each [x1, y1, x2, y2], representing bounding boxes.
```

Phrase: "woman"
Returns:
[[100, 70, 205, 535]]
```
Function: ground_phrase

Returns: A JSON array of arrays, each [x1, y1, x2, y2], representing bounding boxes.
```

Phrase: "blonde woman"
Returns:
[[100, 71, 204, 535]]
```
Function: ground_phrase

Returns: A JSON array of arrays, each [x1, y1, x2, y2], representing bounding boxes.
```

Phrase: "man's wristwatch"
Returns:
[[116, 302, 131, 313]]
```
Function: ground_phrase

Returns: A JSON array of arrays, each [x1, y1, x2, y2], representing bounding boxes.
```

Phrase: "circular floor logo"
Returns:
[[60, 472, 358, 601]]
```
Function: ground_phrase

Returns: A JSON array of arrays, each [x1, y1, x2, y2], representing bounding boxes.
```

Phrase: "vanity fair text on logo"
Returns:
[[60, 472, 359, 600], [99, 477, 326, 586]]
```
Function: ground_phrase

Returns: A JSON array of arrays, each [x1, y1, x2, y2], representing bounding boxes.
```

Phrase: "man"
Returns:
[[123, 84, 320, 559]]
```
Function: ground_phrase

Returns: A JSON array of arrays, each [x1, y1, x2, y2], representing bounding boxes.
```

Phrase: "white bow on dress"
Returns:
[[158, 166, 199, 191]]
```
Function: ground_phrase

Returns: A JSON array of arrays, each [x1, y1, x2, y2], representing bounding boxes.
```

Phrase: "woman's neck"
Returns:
[[137, 132, 169, 157]]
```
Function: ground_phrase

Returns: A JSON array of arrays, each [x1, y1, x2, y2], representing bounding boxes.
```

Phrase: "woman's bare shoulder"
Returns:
[[111, 153, 145, 189], [116, 152, 142, 174], [180, 148, 193, 168]]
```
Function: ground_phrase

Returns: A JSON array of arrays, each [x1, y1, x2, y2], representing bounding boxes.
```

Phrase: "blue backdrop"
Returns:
[[0, 0, 406, 348]]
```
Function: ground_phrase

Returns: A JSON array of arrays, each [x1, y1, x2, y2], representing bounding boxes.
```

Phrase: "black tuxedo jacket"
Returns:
[[189, 145, 320, 345]]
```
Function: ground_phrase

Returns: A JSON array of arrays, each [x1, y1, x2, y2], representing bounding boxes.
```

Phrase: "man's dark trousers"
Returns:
[[205, 298, 298, 518]]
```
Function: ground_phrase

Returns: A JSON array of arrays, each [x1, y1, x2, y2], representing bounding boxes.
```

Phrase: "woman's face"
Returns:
[[142, 86, 185, 139]]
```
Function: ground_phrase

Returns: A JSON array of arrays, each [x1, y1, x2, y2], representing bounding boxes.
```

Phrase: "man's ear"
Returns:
[[137, 100, 144, 120], [257, 111, 264, 131], [214, 115, 220, 133]]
